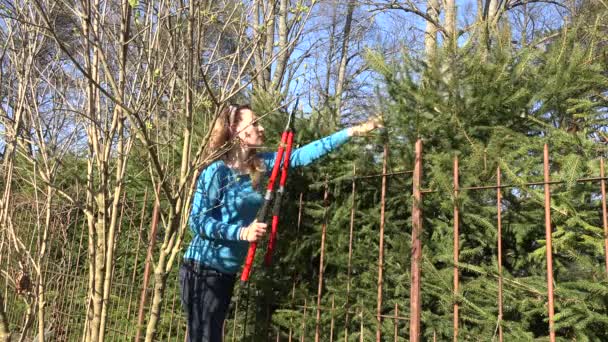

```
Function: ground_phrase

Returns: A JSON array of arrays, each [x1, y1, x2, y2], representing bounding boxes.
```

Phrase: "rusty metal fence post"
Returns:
[[10, 140, 608, 341], [543, 144, 556, 342], [376, 144, 388, 341], [410, 139, 423, 342], [315, 180, 330, 342], [345, 165, 357, 342], [394, 303, 399, 342], [600, 158, 608, 275], [301, 299, 307, 342], [496, 167, 504, 342], [453, 156, 460, 342], [330, 295, 335, 342]]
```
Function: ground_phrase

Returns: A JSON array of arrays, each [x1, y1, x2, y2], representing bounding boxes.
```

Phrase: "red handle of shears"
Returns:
[[240, 131, 288, 284], [240, 98, 298, 283], [264, 130, 294, 266]]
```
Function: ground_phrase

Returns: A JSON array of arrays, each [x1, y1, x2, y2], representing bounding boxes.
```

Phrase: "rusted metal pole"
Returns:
[[330, 295, 335, 342], [289, 281, 296, 342], [126, 192, 149, 337], [410, 139, 423, 342], [453, 156, 459, 342], [394, 303, 399, 342], [167, 285, 177, 340], [291, 303, 409, 320], [497, 167, 504, 342], [360, 310, 364, 342], [289, 193, 303, 342], [126, 189, 148, 321], [58, 209, 77, 318], [315, 181, 330, 342], [421, 176, 608, 193], [543, 144, 556, 342], [351, 170, 414, 180], [297, 192, 304, 233], [377, 144, 388, 342], [601, 158, 608, 275], [67, 214, 87, 335], [117, 196, 136, 331], [135, 186, 161, 341], [345, 165, 356, 342], [301, 299, 307, 342]]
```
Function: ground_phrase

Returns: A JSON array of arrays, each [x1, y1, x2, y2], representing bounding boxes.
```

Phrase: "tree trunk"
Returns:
[[271, 0, 288, 90], [91, 205, 106, 342], [0, 293, 9, 342], [252, 0, 276, 90], [445, 0, 457, 50], [323, 2, 338, 124], [262, 0, 276, 88], [143, 0, 196, 339], [144, 252, 169, 342], [82, 0, 102, 340], [521, 2, 529, 46], [479, 0, 499, 55], [98, 2, 132, 339], [252, 0, 266, 89], [424, 0, 441, 62], [0, 28, 29, 342], [334, 0, 355, 123], [488, 0, 499, 23], [36, 184, 53, 342]]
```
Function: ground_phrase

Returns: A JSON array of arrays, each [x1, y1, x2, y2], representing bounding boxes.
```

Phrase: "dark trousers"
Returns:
[[179, 261, 236, 342]]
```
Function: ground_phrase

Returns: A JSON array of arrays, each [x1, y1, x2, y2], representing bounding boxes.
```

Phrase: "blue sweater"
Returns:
[[184, 129, 351, 274]]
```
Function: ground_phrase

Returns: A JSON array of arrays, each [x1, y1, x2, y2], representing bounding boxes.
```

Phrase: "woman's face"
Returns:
[[234, 108, 265, 148]]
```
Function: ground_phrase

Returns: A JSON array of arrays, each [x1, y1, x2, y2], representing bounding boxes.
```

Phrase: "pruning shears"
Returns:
[[241, 99, 298, 284]]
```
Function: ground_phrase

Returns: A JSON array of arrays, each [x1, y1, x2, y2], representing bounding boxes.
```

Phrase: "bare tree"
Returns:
[[136, 1, 312, 338], [299, 0, 381, 128], [0, 3, 48, 340], [23, 1, 314, 340], [445, 0, 457, 48], [0, 1, 458, 341], [334, 0, 356, 121], [250, 0, 314, 94], [19, 1, 135, 341], [0, 2, 83, 341]]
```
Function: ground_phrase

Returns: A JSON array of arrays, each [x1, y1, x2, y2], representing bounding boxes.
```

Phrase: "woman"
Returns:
[[180, 104, 382, 341]]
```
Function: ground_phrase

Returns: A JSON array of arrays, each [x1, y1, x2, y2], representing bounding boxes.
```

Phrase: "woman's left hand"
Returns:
[[349, 116, 384, 137]]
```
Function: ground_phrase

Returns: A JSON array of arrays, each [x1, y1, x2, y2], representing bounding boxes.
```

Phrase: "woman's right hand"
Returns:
[[349, 115, 384, 136], [240, 220, 267, 242]]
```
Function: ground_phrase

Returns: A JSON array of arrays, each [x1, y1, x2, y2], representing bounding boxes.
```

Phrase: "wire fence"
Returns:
[[2, 140, 608, 341]]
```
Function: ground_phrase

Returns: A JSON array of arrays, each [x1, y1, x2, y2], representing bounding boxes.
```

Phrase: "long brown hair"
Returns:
[[204, 104, 265, 188]]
